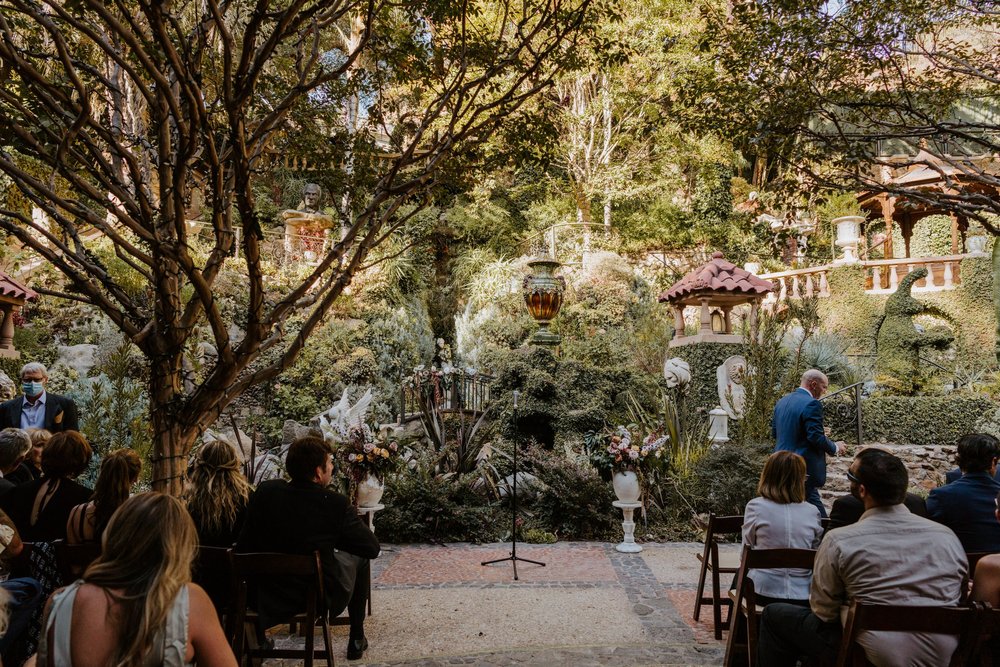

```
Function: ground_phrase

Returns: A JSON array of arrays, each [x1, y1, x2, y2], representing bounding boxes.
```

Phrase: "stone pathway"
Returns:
[[262, 541, 736, 666]]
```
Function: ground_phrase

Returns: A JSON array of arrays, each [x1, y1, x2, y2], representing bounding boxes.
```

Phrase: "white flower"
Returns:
[[628, 450, 640, 460]]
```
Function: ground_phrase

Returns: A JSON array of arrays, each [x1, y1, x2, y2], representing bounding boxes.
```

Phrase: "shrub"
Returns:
[[679, 442, 768, 517], [826, 393, 998, 446], [523, 445, 618, 540]]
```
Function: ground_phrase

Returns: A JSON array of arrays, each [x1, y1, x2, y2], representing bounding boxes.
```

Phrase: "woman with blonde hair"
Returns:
[[39, 492, 236, 666], [740, 450, 823, 606], [66, 448, 142, 544], [186, 440, 251, 547]]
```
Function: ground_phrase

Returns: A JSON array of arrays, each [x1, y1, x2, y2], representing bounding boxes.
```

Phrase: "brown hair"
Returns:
[[186, 440, 251, 534], [41, 430, 92, 479], [84, 493, 197, 667], [285, 436, 332, 483], [757, 451, 807, 504], [93, 449, 142, 535]]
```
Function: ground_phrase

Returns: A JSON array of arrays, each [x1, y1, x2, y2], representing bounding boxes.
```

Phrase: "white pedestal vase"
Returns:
[[357, 474, 385, 508], [833, 216, 863, 265], [612, 471, 641, 503], [612, 501, 643, 553]]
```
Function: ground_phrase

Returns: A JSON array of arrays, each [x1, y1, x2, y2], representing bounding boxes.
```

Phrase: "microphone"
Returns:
[[513, 390, 519, 409]]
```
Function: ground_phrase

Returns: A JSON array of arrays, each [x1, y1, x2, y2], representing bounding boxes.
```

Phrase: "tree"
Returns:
[[681, 0, 1000, 225], [0, 0, 601, 493]]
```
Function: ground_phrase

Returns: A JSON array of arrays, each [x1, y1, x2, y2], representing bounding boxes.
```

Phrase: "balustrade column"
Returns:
[[925, 262, 936, 288], [819, 272, 830, 297], [943, 262, 954, 289], [778, 278, 787, 301], [872, 266, 882, 291], [673, 306, 685, 338], [889, 266, 899, 291], [805, 274, 815, 297], [0, 305, 14, 351], [792, 276, 801, 299]]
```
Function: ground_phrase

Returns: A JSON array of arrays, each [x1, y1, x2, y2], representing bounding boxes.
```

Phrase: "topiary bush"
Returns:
[[826, 393, 998, 445], [678, 441, 768, 517], [523, 445, 618, 540]]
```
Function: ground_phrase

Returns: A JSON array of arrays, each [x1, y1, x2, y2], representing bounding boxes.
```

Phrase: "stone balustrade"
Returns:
[[759, 253, 980, 301]]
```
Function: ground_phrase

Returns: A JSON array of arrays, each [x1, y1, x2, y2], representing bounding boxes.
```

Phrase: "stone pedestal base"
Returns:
[[612, 501, 643, 553]]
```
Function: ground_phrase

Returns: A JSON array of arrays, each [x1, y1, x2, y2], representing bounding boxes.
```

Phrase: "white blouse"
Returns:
[[741, 497, 823, 600]]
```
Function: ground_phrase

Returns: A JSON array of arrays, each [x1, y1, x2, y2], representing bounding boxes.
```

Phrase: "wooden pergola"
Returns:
[[0, 271, 37, 359], [860, 149, 1000, 258]]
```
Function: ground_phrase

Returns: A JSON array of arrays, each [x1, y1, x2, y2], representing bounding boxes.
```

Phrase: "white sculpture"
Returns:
[[663, 357, 692, 388], [316, 387, 374, 443], [717, 355, 748, 419]]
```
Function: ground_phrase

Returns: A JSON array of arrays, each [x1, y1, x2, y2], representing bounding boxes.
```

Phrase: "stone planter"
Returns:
[[834, 216, 863, 264], [612, 470, 641, 503], [357, 473, 385, 508]]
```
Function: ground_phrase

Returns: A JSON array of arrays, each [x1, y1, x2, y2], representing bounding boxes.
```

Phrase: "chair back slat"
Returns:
[[708, 514, 745, 537], [742, 547, 817, 571], [232, 552, 320, 577]]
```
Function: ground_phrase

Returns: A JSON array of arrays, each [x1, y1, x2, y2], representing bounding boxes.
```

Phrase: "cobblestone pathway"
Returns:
[[262, 541, 733, 666]]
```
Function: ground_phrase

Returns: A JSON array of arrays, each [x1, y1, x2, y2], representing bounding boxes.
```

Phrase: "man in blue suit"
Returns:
[[773, 369, 846, 517], [927, 433, 1000, 553]]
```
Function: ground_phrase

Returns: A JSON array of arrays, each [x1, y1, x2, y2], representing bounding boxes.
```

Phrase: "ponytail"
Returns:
[[93, 449, 142, 534]]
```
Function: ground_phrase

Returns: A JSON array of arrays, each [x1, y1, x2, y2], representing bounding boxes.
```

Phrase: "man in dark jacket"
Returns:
[[237, 436, 379, 660], [773, 369, 846, 517], [927, 433, 1000, 552], [0, 362, 78, 433]]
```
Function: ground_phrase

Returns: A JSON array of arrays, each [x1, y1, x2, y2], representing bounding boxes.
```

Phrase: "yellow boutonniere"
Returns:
[[53, 410, 63, 424]]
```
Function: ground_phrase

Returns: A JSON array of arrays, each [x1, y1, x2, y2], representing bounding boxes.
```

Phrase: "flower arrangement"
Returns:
[[584, 424, 668, 474], [339, 424, 401, 481]]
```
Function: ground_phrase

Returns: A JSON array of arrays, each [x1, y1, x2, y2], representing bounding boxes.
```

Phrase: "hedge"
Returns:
[[827, 393, 998, 446]]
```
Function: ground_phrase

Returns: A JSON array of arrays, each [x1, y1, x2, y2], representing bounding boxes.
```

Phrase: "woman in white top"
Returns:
[[39, 492, 236, 667], [741, 450, 823, 606]]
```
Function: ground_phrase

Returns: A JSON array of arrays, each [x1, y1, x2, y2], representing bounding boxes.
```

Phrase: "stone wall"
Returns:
[[820, 442, 957, 509]]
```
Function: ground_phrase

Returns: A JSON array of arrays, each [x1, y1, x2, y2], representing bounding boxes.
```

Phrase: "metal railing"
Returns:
[[397, 372, 494, 423], [821, 381, 866, 448]]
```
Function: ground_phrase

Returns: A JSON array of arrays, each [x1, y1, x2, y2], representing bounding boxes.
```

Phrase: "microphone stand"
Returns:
[[481, 390, 545, 580]]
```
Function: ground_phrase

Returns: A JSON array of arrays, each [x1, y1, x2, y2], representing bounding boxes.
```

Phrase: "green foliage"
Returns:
[[816, 192, 863, 225], [678, 442, 768, 517], [827, 393, 998, 446], [892, 215, 954, 258], [377, 457, 504, 544], [524, 445, 618, 540], [818, 266, 883, 353]]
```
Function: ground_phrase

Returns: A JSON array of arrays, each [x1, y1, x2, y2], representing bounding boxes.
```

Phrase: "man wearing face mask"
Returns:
[[0, 362, 79, 433]]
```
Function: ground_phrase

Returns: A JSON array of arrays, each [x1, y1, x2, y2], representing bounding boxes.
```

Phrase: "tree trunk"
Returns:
[[148, 354, 195, 496], [993, 239, 1000, 365]]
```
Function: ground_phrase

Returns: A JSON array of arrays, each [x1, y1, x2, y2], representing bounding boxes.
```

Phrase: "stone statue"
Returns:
[[663, 357, 692, 388], [874, 267, 953, 394], [316, 387, 374, 444], [717, 355, 748, 419], [281, 182, 334, 261]]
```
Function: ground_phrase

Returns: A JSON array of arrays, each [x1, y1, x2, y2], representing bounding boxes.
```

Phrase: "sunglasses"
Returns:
[[846, 470, 861, 484]]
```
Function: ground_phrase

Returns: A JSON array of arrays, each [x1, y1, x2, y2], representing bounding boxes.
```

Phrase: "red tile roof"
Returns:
[[0, 271, 38, 303], [658, 252, 773, 303]]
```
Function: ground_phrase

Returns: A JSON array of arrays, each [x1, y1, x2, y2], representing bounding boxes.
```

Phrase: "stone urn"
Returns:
[[522, 255, 566, 347], [833, 216, 863, 264], [612, 470, 641, 503], [356, 473, 385, 508]]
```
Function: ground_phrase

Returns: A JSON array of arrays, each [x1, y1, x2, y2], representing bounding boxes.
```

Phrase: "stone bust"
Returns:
[[282, 182, 333, 226]]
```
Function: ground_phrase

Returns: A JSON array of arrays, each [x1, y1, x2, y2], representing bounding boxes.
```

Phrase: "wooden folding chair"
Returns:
[[231, 551, 334, 667], [835, 600, 978, 667], [694, 513, 744, 639], [51, 539, 101, 585], [194, 546, 235, 640], [723, 545, 817, 667], [969, 602, 1000, 667]]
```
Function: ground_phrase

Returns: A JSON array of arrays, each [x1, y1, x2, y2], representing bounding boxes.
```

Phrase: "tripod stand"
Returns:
[[481, 391, 545, 580]]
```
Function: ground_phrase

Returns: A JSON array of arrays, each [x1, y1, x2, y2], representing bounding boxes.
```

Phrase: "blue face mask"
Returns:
[[21, 381, 43, 397]]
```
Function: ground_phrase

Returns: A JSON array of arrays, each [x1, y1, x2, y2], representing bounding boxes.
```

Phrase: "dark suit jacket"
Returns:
[[236, 479, 380, 627], [927, 472, 1000, 553], [0, 476, 92, 542], [827, 492, 928, 533], [773, 387, 837, 488], [944, 467, 1000, 484], [0, 392, 79, 432]]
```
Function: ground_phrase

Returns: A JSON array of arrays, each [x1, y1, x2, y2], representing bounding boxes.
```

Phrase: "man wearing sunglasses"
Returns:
[[757, 449, 966, 667], [772, 369, 846, 517]]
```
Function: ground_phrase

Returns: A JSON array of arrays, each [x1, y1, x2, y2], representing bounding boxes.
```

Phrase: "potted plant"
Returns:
[[817, 192, 865, 264], [339, 424, 401, 507], [583, 424, 668, 503]]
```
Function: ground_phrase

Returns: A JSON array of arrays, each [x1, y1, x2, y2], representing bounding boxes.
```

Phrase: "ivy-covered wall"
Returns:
[[670, 341, 745, 412], [818, 258, 996, 368], [827, 393, 998, 446]]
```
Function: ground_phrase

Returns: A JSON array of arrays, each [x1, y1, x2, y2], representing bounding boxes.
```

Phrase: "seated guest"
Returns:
[[742, 451, 822, 606], [826, 448, 928, 532], [237, 436, 380, 661], [0, 508, 42, 661], [38, 493, 236, 666], [0, 429, 31, 499], [66, 448, 141, 544], [6, 429, 50, 486], [927, 433, 1000, 552], [972, 490, 1000, 604], [0, 431, 92, 542], [186, 440, 251, 547], [757, 449, 966, 667]]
